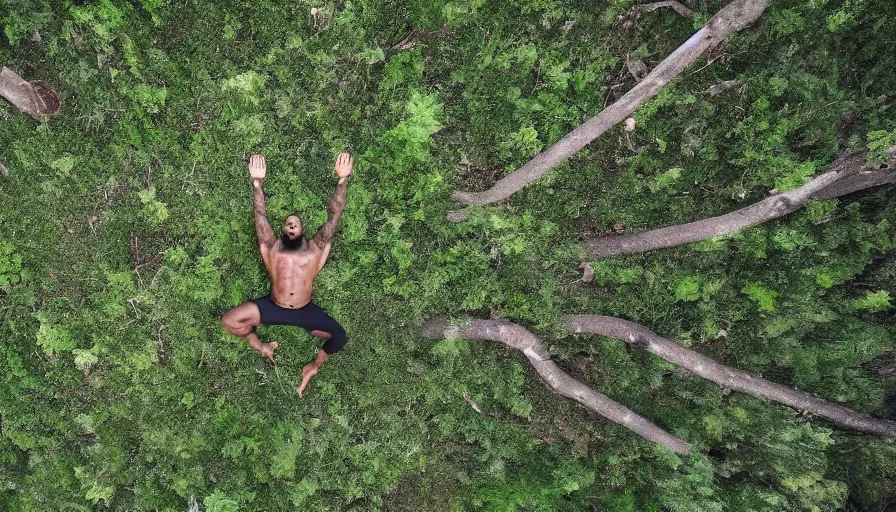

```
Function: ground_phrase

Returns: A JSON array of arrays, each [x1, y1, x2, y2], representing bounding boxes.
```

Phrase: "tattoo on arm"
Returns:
[[314, 179, 348, 246], [253, 180, 276, 246]]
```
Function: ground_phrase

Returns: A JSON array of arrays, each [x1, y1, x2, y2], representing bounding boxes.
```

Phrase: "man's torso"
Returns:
[[266, 240, 323, 309]]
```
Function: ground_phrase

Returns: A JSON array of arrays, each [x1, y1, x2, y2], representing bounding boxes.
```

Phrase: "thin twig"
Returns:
[[135, 253, 163, 270], [462, 392, 483, 413]]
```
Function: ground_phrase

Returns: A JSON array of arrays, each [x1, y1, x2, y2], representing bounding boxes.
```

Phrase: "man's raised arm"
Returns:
[[312, 153, 353, 248], [249, 154, 276, 248]]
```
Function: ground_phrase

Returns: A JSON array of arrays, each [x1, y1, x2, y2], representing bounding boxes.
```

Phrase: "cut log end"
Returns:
[[0, 67, 61, 117], [31, 81, 61, 115]]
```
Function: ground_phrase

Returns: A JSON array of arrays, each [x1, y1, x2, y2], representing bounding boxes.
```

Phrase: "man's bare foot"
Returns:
[[259, 342, 279, 364], [297, 363, 319, 397]]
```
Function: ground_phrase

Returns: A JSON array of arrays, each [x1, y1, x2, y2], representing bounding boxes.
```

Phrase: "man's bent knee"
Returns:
[[221, 316, 252, 337], [321, 327, 348, 355]]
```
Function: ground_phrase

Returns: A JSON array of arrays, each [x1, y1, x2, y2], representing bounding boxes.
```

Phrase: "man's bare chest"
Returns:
[[271, 250, 317, 278]]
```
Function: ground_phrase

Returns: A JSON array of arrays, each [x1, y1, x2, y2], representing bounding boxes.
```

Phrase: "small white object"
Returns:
[[624, 117, 636, 132]]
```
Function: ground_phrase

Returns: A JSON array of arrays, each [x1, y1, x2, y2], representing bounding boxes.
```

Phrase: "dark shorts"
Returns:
[[251, 296, 349, 354]]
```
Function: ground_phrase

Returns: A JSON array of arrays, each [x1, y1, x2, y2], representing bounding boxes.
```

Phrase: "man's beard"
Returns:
[[281, 234, 305, 251]]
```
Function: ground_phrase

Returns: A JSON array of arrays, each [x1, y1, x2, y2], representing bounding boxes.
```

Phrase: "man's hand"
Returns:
[[249, 154, 267, 181], [335, 152, 353, 179]]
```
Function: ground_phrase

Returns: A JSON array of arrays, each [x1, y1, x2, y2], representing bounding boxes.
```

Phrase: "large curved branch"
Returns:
[[587, 148, 896, 258], [420, 318, 693, 454], [448, 0, 768, 215], [563, 315, 896, 437]]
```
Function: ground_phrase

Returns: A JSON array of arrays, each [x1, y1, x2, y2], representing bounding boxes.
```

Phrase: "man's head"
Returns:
[[281, 214, 304, 250]]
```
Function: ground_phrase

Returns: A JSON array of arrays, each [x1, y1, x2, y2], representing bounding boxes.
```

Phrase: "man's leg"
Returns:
[[220, 301, 279, 363], [298, 349, 328, 398], [296, 303, 348, 397]]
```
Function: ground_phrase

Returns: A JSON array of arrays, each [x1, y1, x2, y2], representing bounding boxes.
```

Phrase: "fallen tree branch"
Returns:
[[810, 165, 896, 200], [563, 315, 896, 437], [391, 26, 454, 51], [587, 147, 896, 258], [420, 317, 693, 454], [447, 0, 768, 217], [638, 1, 694, 16], [708, 79, 738, 96], [0, 66, 60, 117]]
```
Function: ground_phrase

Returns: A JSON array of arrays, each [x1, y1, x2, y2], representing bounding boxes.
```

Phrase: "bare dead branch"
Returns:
[[447, 0, 768, 217], [391, 30, 419, 51], [708, 79, 739, 96], [563, 315, 896, 437], [135, 253, 164, 270], [639, 1, 694, 16], [462, 393, 483, 413], [446, 207, 471, 223], [810, 166, 896, 200], [587, 147, 896, 258], [391, 26, 454, 51], [420, 317, 693, 454]]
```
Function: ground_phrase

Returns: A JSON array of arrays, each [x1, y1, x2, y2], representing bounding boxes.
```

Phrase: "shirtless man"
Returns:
[[221, 152, 353, 397]]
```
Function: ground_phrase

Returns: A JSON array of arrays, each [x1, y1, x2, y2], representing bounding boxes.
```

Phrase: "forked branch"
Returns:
[[420, 318, 693, 454]]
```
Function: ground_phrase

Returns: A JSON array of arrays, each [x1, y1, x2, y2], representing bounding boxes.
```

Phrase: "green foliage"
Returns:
[[850, 290, 892, 312], [1, 0, 895, 510], [867, 129, 896, 165], [649, 167, 682, 193], [742, 282, 779, 311], [204, 490, 239, 512]]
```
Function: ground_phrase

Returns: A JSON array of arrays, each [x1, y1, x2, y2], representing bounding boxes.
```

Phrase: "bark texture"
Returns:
[[587, 147, 896, 258], [448, 0, 768, 216], [810, 166, 896, 200], [563, 315, 896, 437], [420, 317, 693, 454], [0, 66, 60, 117]]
